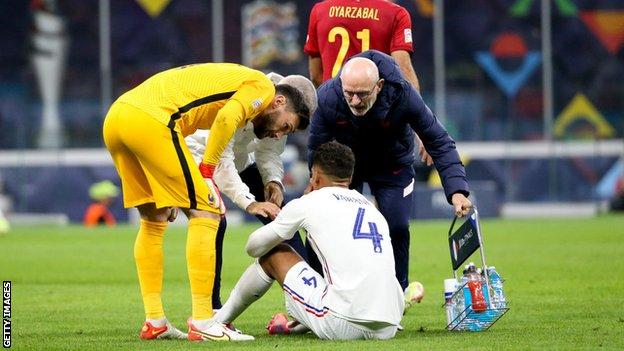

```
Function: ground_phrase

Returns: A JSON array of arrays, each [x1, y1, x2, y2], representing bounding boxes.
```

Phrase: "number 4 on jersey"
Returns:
[[352, 207, 383, 253], [302, 276, 318, 288]]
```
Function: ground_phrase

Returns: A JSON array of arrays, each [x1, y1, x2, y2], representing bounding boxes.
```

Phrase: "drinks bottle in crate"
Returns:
[[465, 263, 487, 312], [487, 266, 506, 308], [444, 278, 458, 327]]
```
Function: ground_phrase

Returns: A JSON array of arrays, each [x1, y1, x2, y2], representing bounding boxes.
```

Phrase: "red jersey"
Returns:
[[304, 0, 414, 82]]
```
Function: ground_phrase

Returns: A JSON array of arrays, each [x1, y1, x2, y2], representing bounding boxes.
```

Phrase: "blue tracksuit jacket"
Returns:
[[308, 50, 469, 202]]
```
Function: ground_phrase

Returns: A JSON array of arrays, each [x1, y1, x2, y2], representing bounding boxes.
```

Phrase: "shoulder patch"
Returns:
[[404, 28, 413, 43], [251, 98, 263, 110]]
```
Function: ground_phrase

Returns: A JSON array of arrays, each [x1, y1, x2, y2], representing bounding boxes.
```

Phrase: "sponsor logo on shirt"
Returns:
[[251, 99, 263, 110], [404, 28, 413, 43]]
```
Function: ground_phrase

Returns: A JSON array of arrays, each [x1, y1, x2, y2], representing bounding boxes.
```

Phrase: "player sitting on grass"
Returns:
[[211, 141, 405, 340]]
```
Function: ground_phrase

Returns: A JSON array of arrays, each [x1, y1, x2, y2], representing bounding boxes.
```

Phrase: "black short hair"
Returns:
[[312, 141, 355, 180], [275, 84, 310, 130]]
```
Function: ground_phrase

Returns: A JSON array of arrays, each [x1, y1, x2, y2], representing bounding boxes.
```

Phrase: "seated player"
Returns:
[[211, 141, 404, 340]]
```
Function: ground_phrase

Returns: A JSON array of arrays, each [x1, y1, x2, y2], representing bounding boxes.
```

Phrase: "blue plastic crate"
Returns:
[[445, 280, 509, 332]]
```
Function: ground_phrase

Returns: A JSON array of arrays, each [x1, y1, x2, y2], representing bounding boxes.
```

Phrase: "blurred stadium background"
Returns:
[[0, 0, 623, 225]]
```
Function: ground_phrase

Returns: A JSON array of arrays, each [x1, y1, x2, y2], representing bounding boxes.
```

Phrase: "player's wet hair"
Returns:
[[275, 84, 310, 130], [312, 141, 355, 180]]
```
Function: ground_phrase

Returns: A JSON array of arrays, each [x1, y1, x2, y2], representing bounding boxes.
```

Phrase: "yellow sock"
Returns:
[[187, 217, 218, 320], [134, 219, 167, 319]]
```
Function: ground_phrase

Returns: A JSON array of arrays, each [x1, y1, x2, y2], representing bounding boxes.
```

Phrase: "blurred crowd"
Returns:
[[0, 0, 621, 150], [0, 0, 622, 221]]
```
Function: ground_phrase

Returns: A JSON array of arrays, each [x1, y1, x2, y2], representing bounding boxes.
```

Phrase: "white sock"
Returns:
[[146, 317, 167, 327], [214, 260, 273, 324], [191, 318, 213, 330]]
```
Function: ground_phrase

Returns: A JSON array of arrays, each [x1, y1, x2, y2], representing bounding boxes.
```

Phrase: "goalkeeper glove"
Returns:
[[199, 162, 226, 214]]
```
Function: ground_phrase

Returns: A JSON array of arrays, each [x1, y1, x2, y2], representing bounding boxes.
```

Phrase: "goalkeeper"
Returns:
[[103, 62, 311, 342], [184, 73, 317, 311]]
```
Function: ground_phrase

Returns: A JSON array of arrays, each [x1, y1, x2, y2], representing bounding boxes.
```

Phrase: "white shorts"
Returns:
[[282, 261, 397, 340]]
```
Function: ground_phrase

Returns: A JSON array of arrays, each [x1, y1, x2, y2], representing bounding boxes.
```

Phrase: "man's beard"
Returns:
[[347, 96, 377, 116], [253, 113, 273, 139], [348, 98, 375, 116]]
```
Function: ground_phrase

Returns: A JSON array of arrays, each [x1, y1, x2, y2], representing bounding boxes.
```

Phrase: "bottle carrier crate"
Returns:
[[444, 207, 509, 332]]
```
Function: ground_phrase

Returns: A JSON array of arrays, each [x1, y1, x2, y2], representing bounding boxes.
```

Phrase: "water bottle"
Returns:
[[454, 280, 465, 320], [444, 279, 458, 328], [488, 266, 506, 308], [478, 268, 491, 307], [466, 264, 487, 312], [461, 266, 472, 310]]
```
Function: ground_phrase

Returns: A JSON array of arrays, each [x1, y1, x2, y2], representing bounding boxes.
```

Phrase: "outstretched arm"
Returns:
[[202, 75, 275, 168], [246, 198, 305, 257], [390, 50, 432, 165], [246, 226, 285, 258], [405, 89, 470, 203]]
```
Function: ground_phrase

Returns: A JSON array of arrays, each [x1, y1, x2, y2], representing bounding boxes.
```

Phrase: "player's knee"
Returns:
[[259, 243, 298, 277], [187, 208, 221, 221], [137, 203, 171, 222], [258, 255, 271, 276], [267, 243, 299, 262], [260, 243, 291, 264]]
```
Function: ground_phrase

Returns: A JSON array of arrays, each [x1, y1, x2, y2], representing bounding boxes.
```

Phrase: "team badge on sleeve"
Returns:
[[251, 99, 263, 110], [404, 28, 413, 43]]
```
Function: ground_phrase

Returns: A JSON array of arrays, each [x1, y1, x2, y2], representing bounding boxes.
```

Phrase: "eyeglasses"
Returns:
[[342, 80, 380, 100]]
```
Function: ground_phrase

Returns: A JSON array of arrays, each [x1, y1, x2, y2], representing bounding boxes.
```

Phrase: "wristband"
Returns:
[[199, 162, 216, 178]]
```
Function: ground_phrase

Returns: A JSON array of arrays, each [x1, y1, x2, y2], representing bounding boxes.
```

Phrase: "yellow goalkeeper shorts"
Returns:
[[102, 102, 219, 214]]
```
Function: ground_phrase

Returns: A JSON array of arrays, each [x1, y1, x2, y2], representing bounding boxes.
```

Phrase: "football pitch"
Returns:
[[1, 215, 623, 350]]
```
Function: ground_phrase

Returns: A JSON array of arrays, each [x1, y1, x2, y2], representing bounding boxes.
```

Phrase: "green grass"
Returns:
[[1, 215, 623, 350]]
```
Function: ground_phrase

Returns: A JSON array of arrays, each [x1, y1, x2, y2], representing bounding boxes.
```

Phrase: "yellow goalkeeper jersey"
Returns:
[[116, 63, 275, 165]]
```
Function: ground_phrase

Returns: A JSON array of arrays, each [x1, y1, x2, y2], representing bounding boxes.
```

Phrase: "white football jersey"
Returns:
[[267, 186, 404, 325]]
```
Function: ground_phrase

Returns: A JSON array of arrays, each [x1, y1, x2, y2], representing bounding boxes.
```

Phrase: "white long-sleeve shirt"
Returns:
[[246, 186, 404, 326], [185, 126, 286, 210]]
